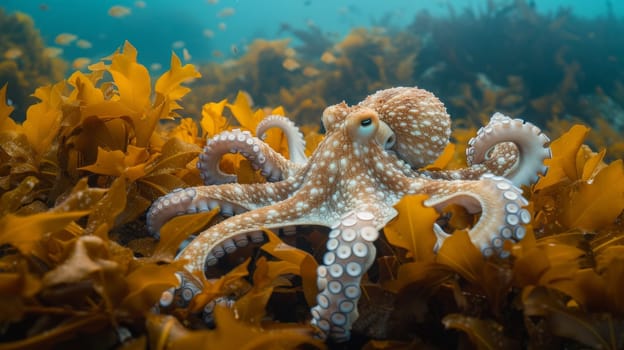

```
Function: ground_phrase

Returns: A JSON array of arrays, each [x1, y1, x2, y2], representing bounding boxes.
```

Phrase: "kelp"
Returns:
[[1, 41, 624, 350]]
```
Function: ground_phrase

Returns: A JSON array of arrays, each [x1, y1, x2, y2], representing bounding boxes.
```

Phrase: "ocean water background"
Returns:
[[3, 0, 623, 69]]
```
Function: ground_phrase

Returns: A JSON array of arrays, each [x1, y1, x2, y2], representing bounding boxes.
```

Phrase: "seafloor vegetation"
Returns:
[[1, 1, 624, 349]]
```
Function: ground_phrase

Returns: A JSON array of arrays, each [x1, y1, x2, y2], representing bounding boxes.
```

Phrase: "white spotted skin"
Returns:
[[146, 87, 548, 342]]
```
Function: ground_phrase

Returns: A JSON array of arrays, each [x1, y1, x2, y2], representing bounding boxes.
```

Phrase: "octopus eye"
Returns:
[[360, 118, 372, 127]]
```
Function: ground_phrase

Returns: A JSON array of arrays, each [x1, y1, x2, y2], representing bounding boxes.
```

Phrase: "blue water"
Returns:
[[2, 0, 622, 68]]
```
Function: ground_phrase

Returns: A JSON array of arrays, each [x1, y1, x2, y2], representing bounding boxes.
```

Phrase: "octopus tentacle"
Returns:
[[256, 115, 308, 164], [197, 128, 301, 185], [146, 181, 295, 236], [310, 209, 379, 342], [422, 113, 551, 187], [175, 187, 333, 271], [420, 174, 530, 258], [465, 112, 551, 187]]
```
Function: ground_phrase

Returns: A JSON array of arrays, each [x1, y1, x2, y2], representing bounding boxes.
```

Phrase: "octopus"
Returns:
[[146, 87, 551, 341]]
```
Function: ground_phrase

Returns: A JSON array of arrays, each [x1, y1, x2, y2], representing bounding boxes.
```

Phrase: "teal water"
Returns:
[[2, 0, 622, 67]]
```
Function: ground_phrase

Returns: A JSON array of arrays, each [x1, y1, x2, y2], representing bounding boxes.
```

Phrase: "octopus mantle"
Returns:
[[146, 87, 551, 341]]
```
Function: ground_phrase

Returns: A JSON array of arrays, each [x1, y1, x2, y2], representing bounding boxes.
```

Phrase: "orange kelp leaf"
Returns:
[[301, 125, 324, 156], [200, 99, 229, 138], [580, 148, 606, 181], [138, 173, 190, 198], [227, 91, 263, 131], [120, 264, 180, 315], [425, 143, 456, 170], [169, 306, 325, 350], [534, 124, 589, 190], [382, 261, 451, 294], [108, 41, 151, 115], [0, 314, 109, 350], [194, 259, 251, 308], [168, 118, 199, 144], [0, 210, 89, 254], [523, 286, 623, 350], [0, 176, 38, 216], [0, 83, 17, 131], [86, 176, 127, 237], [22, 81, 65, 156], [79, 146, 151, 181], [150, 207, 220, 262], [124, 145, 152, 180], [560, 160, 624, 231], [79, 147, 125, 176], [436, 230, 484, 284], [236, 159, 265, 184], [68, 71, 105, 108], [442, 314, 518, 350], [42, 235, 120, 286], [0, 266, 41, 322], [147, 137, 201, 176], [261, 229, 318, 306], [384, 194, 437, 261], [155, 52, 201, 108], [235, 257, 294, 325]]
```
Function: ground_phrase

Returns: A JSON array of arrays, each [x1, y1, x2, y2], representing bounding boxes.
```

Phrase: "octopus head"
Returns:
[[359, 87, 452, 168]]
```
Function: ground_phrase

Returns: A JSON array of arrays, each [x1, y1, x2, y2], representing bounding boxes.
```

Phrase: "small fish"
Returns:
[[55, 33, 77, 46], [282, 58, 301, 71], [135, 1, 146, 8], [212, 50, 223, 58], [230, 44, 239, 55], [207, 0, 218, 4], [203, 29, 215, 38], [217, 7, 235, 17], [218, 22, 227, 31], [182, 48, 192, 61], [320, 51, 336, 64], [302, 66, 320, 77], [150, 62, 162, 71], [43, 47, 63, 58], [72, 57, 91, 70], [108, 5, 131, 18], [76, 39, 92, 49], [39, 3, 49, 11], [172, 40, 185, 49], [4, 48, 23, 60], [284, 47, 296, 57]]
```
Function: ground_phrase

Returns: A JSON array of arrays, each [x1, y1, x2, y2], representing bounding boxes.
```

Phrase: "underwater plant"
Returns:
[[0, 9, 66, 121], [1, 0, 624, 347]]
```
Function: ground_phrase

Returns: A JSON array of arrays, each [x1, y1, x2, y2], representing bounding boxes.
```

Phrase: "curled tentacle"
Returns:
[[465, 112, 551, 187], [310, 209, 378, 342], [417, 113, 551, 187], [146, 182, 295, 236], [197, 129, 301, 185], [422, 174, 530, 258], [256, 115, 308, 164]]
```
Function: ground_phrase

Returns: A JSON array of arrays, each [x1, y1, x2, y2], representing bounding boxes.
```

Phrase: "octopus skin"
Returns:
[[146, 87, 550, 341]]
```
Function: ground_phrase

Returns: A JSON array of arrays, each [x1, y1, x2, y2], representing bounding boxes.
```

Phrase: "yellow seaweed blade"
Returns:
[[155, 52, 201, 103], [200, 99, 229, 138], [227, 91, 263, 131], [534, 124, 590, 190], [0, 84, 17, 131], [560, 159, 624, 231], [384, 194, 437, 261], [22, 81, 65, 156]]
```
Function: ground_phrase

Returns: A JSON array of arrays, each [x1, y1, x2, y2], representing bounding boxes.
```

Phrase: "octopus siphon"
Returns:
[[146, 87, 551, 341]]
